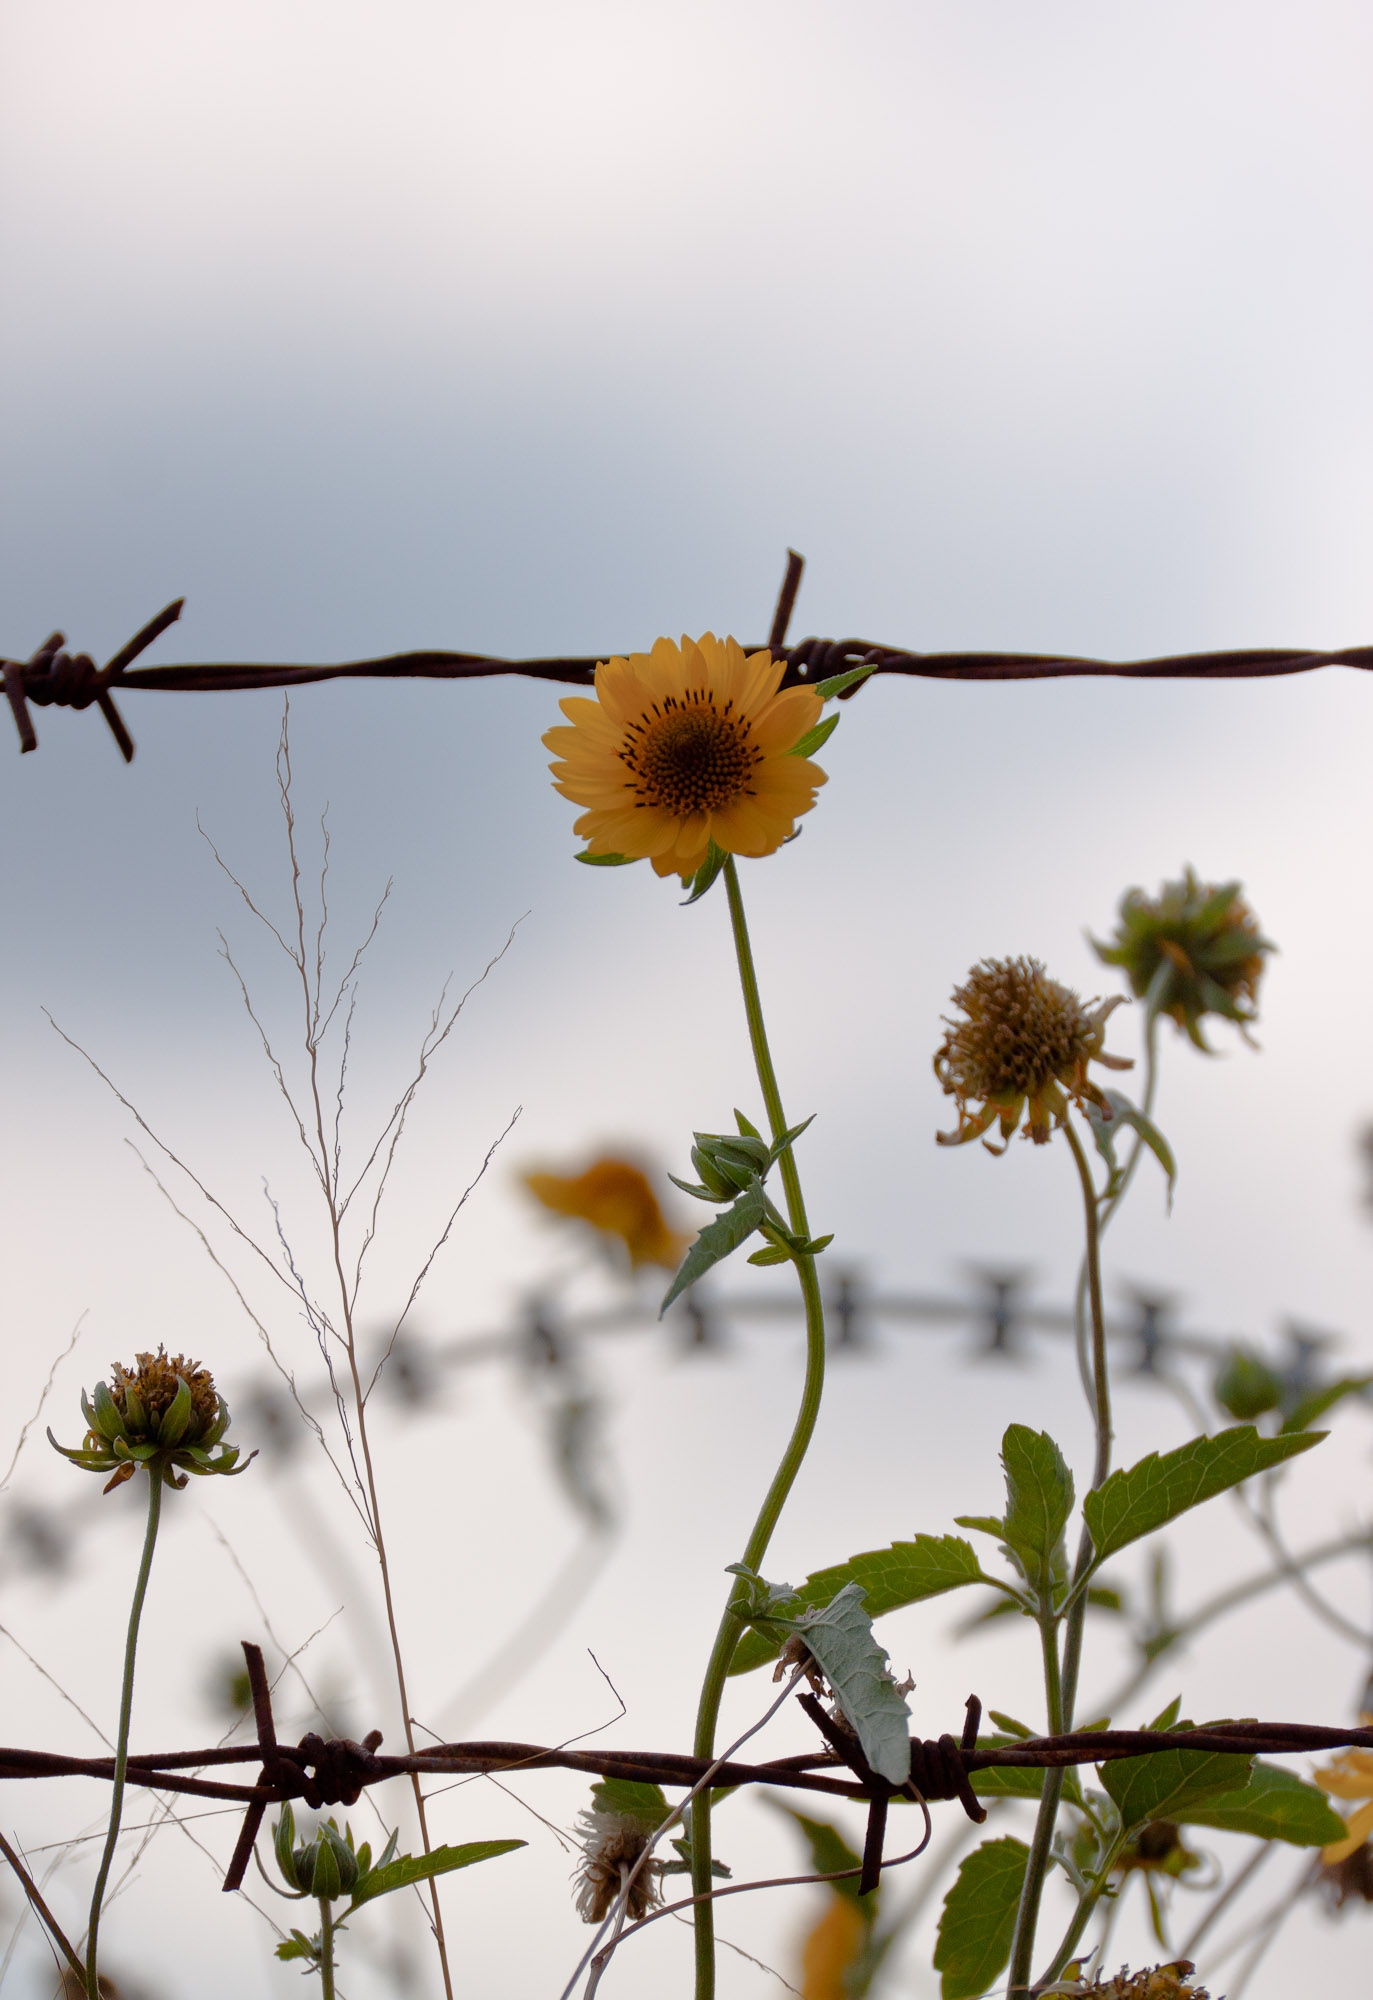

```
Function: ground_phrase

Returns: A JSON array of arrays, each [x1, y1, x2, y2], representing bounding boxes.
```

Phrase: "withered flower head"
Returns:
[[573, 1809, 662, 1925], [934, 956, 1132, 1152], [1090, 868, 1273, 1052], [49, 1346, 254, 1493], [523, 1156, 688, 1270], [1072, 1967, 1209, 2000]]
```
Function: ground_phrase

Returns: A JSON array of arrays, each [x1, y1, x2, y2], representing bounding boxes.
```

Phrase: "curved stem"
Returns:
[[691, 859, 827, 2000], [86, 1467, 164, 2000]]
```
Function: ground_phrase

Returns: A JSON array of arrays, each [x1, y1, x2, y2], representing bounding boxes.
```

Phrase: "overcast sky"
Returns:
[[3, 6, 1373, 1996]]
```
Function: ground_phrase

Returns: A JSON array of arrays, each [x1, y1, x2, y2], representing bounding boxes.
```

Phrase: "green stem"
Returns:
[[1007, 1116, 1110, 1997], [1071, 1010, 1158, 1418], [1034, 1832, 1128, 1992], [86, 1466, 164, 2000], [691, 858, 827, 2000], [318, 1897, 337, 2000]]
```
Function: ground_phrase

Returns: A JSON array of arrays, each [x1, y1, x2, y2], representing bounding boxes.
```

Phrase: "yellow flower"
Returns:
[[934, 955, 1132, 1152], [523, 1157, 688, 1269], [1315, 1727, 1373, 1864], [544, 634, 826, 880]]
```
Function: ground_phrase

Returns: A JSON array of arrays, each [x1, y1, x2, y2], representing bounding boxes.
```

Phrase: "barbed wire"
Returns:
[[1, 1643, 1366, 1916], [5, 549, 1373, 761]]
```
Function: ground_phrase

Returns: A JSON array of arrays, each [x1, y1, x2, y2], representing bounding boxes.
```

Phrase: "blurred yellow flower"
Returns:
[[800, 1894, 866, 2000], [523, 1157, 688, 1270], [544, 634, 826, 880], [1315, 1729, 1373, 1864]]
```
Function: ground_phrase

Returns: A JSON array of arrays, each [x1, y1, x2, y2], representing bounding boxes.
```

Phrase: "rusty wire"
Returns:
[[4, 550, 1372, 761], [0, 1643, 1366, 1904]]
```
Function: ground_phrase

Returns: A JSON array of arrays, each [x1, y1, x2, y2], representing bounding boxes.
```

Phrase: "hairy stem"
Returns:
[[691, 859, 827, 2000], [318, 1896, 337, 2000], [86, 1467, 163, 2000]]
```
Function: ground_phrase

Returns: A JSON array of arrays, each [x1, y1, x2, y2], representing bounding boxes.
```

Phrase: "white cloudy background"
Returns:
[[2, 3, 1373, 1995]]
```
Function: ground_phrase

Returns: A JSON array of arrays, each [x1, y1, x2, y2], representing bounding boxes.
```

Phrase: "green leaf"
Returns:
[[787, 1584, 913, 1785], [275, 1931, 320, 1963], [660, 1179, 766, 1315], [747, 1244, 793, 1266], [681, 840, 729, 906], [574, 849, 636, 866], [1178, 1761, 1348, 1845], [969, 1737, 1045, 1800], [1101, 1735, 1253, 1833], [999, 1427, 1074, 1592], [588, 1779, 670, 1831], [767, 1113, 816, 1164], [89, 1381, 127, 1443], [1281, 1376, 1373, 1434], [787, 710, 842, 759], [728, 1535, 987, 1675], [1083, 1426, 1325, 1568], [1084, 1090, 1177, 1209], [933, 1837, 1029, 2000], [987, 1711, 1033, 1740], [274, 1804, 299, 1891], [809, 661, 879, 700], [733, 1109, 762, 1140], [772, 1806, 869, 1906], [953, 1514, 1006, 1540], [349, 1840, 525, 1911], [157, 1377, 194, 1447], [1149, 1696, 1182, 1731]]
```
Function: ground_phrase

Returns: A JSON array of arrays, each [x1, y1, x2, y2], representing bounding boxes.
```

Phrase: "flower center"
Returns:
[[622, 694, 759, 816]]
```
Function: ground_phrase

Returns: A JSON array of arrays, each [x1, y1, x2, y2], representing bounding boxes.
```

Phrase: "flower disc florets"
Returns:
[[1090, 868, 1273, 1051], [934, 956, 1132, 1151], [544, 634, 827, 881], [1072, 1967, 1209, 2000], [49, 1346, 254, 1493]]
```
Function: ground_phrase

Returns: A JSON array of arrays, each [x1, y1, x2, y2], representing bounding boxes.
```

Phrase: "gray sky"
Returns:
[[2, 5, 1372, 1995]]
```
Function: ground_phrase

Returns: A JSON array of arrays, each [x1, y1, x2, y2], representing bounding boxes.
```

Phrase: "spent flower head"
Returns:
[[934, 955, 1132, 1152], [1090, 868, 1273, 1051], [544, 634, 827, 881], [1062, 1967, 1209, 2000], [573, 1807, 662, 1924], [49, 1346, 254, 1493]]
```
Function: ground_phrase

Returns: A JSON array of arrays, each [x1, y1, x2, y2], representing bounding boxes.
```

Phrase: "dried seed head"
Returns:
[[1075, 1966, 1209, 2000], [934, 956, 1131, 1152], [110, 1348, 220, 1444], [573, 1810, 662, 1924]]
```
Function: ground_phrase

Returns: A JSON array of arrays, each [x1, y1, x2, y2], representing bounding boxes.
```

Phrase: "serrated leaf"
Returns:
[[574, 849, 635, 866], [809, 661, 879, 700], [1101, 1737, 1252, 1833], [746, 1581, 911, 1784], [999, 1427, 1074, 1592], [349, 1839, 525, 1910], [660, 1179, 766, 1315], [1177, 1761, 1347, 1845], [787, 710, 842, 759], [932, 1837, 1029, 2000], [588, 1779, 669, 1831], [1281, 1376, 1373, 1434], [1083, 1426, 1324, 1567], [729, 1535, 987, 1675]]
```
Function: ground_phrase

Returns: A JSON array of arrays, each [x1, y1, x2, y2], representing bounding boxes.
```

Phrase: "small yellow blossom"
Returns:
[[523, 1157, 688, 1269], [1315, 1727, 1373, 1864], [544, 634, 826, 880], [934, 956, 1132, 1152]]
